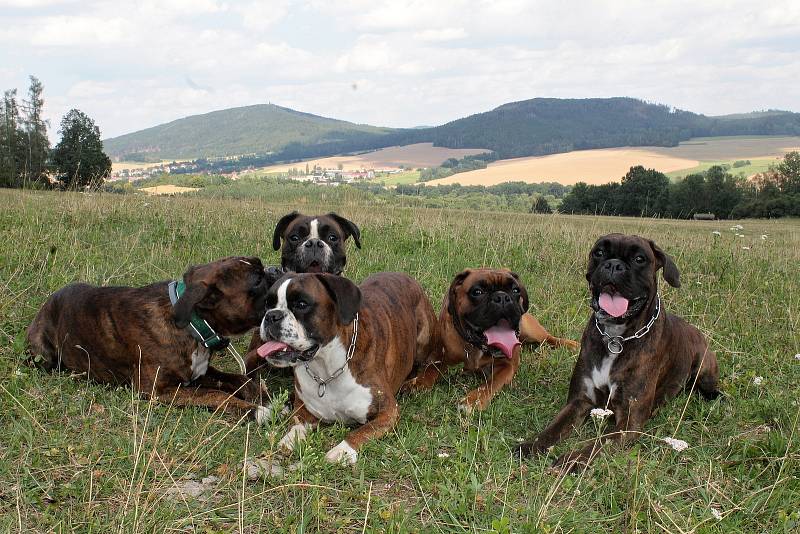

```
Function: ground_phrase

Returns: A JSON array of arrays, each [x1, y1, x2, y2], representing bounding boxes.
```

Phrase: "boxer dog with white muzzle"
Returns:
[[515, 234, 720, 471], [244, 211, 361, 376], [254, 272, 440, 464], [406, 268, 576, 413]]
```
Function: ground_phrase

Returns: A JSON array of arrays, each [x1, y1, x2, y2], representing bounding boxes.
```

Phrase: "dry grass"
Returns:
[[140, 185, 201, 195], [255, 143, 488, 173]]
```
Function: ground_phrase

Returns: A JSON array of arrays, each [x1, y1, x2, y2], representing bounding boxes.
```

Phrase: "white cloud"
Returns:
[[413, 27, 466, 42]]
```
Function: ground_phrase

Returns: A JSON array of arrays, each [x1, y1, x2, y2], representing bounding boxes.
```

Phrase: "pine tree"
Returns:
[[21, 76, 50, 186]]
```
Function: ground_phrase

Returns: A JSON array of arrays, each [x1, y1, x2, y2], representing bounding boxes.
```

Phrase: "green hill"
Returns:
[[104, 98, 800, 163], [103, 104, 395, 161]]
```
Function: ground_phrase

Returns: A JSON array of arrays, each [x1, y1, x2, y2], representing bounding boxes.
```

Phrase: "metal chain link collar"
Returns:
[[595, 295, 661, 355], [304, 313, 359, 397]]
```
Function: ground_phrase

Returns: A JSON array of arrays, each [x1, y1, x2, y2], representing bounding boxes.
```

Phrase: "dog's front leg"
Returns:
[[552, 395, 653, 473], [196, 366, 266, 403], [514, 395, 592, 458], [155, 384, 271, 425], [519, 313, 579, 349], [325, 396, 399, 466], [460, 349, 521, 413], [278, 402, 319, 453]]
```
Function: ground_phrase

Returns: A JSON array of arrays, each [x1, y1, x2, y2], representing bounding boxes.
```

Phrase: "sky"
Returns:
[[2, 0, 800, 140]]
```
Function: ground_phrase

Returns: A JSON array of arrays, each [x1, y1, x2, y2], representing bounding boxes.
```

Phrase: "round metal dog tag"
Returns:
[[607, 337, 624, 354]]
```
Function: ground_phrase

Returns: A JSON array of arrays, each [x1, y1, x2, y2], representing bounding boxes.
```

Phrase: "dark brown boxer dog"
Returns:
[[26, 257, 272, 423], [254, 272, 440, 464], [244, 211, 361, 376], [515, 235, 720, 471], [407, 268, 577, 413]]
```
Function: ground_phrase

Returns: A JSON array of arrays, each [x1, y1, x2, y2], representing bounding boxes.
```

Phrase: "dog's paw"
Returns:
[[254, 406, 271, 426], [325, 441, 358, 465], [278, 423, 309, 452]]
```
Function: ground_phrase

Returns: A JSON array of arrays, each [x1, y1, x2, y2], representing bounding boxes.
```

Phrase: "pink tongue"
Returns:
[[484, 323, 520, 358], [599, 293, 629, 317], [256, 340, 290, 359]]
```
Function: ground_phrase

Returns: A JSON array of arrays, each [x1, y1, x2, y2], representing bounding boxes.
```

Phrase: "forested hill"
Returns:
[[102, 104, 394, 161], [412, 98, 800, 158], [104, 97, 800, 162]]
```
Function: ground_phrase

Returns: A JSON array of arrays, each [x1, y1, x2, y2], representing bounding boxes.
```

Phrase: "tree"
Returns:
[[531, 196, 552, 213], [51, 109, 111, 189], [21, 76, 50, 186], [1, 89, 24, 188]]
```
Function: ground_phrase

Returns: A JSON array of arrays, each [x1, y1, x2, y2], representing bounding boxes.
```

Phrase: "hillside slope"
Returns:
[[103, 104, 395, 161]]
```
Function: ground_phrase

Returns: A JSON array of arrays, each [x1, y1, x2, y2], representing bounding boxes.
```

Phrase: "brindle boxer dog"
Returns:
[[407, 268, 576, 412], [253, 272, 440, 464], [515, 234, 720, 471], [26, 257, 272, 423], [244, 211, 361, 376]]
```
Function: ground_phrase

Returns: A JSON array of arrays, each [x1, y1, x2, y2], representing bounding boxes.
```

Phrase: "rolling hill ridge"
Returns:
[[103, 98, 800, 163]]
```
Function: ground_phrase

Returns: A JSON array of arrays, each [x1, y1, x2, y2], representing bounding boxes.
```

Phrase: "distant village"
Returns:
[[110, 159, 405, 185]]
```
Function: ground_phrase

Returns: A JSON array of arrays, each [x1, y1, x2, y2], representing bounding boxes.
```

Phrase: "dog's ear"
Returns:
[[174, 266, 211, 328], [317, 274, 361, 324], [649, 240, 681, 288], [508, 271, 530, 312], [327, 212, 362, 249], [273, 211, 301, 250], [447, 269, 472, 317]]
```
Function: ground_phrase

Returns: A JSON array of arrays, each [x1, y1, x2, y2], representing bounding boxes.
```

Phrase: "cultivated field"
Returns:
[[1, 189, 798, 532], [253, 143, 488, 173], [139, 185, 201, 195], [429, 136, 800, 186]]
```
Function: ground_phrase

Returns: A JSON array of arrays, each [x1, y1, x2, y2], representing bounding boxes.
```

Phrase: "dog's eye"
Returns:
[[470, 287, 484, 297], [593, 249, 605, 258], [634, 255, 646, 264], [328, 234, 338, 242], [294, 300, 309, 311], [511, 287, 520, 294], [290, 235, 300, 242]]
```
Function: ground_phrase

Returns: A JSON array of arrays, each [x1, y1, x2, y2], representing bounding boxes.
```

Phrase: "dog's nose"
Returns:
[[491, 291, 512, 305], [265, 309, 285, 324], [602, 259, 628, 273], [304, 238, 325, 249]]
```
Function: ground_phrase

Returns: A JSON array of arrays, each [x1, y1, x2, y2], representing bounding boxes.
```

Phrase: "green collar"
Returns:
[[168, 280, 230, 351]]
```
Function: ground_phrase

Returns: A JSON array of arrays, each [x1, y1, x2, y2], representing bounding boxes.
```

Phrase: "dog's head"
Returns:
[[447, 268, 529, 358], [586, 234, 680, 323], [173, 256, 269, 336], [272, 212, 361, 275], [255, 273, 361, 367]]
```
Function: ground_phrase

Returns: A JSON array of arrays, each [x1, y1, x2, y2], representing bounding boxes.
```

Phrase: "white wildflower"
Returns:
[[753, 376, 763, 386], [662, 437, 689, 452], [437, 452, 450, 458], [590, 408, 613, 420], [712, 231, 721, 236], [736, 233, 745, 238], [742, 246, 750, 250], [794, 353, 800, 361], [761, 234, 768, 240], [710, 507, 722, 520]]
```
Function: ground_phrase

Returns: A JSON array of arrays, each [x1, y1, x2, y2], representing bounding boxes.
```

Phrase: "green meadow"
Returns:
[[0, 188, 798, 532]]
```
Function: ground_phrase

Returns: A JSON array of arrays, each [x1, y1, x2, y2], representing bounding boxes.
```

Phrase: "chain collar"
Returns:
[[594, 295, 660, 355], [304, 313, 359, 397]]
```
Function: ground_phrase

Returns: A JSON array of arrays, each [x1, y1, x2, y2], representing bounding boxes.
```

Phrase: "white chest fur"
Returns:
[[295, 337, 373, 424], [583, 322, 625, 404], [191, 345, 211, 380]]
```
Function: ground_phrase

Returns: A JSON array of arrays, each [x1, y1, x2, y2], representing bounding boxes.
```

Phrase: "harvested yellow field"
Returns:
[[140, 185, 200, 195], [257, 143, 487, 173], [428, 148, 699, 186], [647, 136, 800, 160]]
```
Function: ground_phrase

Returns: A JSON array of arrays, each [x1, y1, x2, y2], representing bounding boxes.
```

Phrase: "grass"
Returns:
[[666, 159, 777, 180], [369, 170, 422, 186], [1, 188, 798, 532]]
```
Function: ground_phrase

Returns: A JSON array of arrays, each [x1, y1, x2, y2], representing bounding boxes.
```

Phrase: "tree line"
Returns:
[[560, 152, 800, 219], [1, 76, 111, 190]]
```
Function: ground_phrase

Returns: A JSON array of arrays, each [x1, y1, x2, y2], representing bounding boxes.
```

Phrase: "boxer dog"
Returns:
[[407, 268, 577, 412], [254, 272, 440, 464], [244, 211, 361, 376], [27, 257, 272, 422], [515, 234, 720, 471]]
